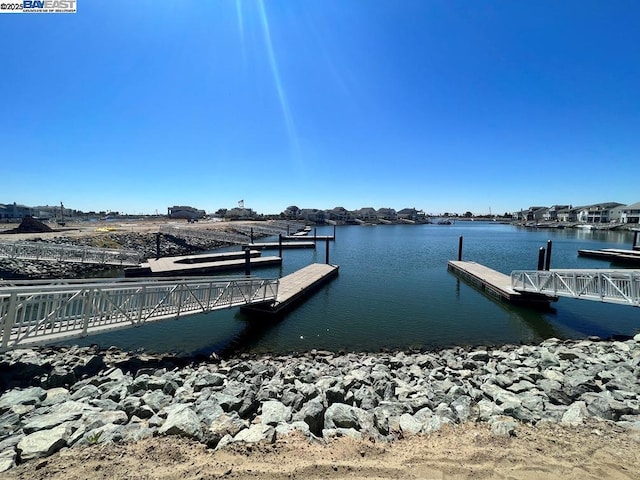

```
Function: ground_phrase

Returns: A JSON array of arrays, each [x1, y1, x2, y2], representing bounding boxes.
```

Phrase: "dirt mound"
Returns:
[[7, 216, 53, 233]]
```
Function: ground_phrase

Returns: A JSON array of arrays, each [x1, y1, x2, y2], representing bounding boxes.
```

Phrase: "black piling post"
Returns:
[[537, 247, 546, 270], [244, 247, 251, 276], [325, 238, 330, 264], [278, 234, 283, 258], [545, 240, 553, 271], [250, 228, 254, 244], [333, 225, 336, 240], [155, 233, 161, 259], [314, 228, 317, 245], [458, 236, 463, 261]]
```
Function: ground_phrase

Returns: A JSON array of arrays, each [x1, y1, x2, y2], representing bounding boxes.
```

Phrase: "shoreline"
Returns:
[[2, 336, 640, 475]]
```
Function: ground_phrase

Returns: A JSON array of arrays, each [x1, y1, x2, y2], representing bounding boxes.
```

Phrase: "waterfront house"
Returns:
[[376, 208, 397, 222], [397, 208, 428, 222], [576, 202, 624, 223], [299, 209, 326, 223], [542, 205, 571, 222], [621, 202, 640, 224], [326, 207, 355, 224], [353, 207, 378, 222], [523, 207, 547, 222]]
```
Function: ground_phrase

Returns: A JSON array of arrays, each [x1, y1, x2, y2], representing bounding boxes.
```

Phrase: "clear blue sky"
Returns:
[[2, 0, 639, 216]]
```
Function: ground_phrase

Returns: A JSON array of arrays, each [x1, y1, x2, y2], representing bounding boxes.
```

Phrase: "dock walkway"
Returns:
[[242, 241, 316, 250], [125, 251, 279, 277], [242, 263, 339, 316], [448, 260, 556, 306]]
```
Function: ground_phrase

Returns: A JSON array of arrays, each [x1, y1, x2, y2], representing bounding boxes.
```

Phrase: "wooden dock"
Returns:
[[242, 241, 316, 250], [241, 263, 339, 316], [448, 260, 556, 306], [282, 235, 335, 241], [125, 251, 279, 277], [578, 248, 640, 266]]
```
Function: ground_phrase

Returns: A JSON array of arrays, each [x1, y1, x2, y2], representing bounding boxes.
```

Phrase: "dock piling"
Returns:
[[458, 236, 463, 261], [325, 238, 330, 264], [244, 248, 251, 276], [545, 240, 553, 271], [537, 247, 546, 271], [278, 234, 283, 258]]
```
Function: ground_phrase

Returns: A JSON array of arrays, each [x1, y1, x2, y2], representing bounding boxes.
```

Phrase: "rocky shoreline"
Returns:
[[2, 336, 640, 473]]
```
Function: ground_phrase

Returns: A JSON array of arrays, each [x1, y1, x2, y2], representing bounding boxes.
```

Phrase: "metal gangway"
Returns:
[[0, 240, 140, 266], [511, 269, 640, 307], [0, 275, 279, 351]]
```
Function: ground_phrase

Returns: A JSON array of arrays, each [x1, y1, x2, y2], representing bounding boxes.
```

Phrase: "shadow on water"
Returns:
[[452, 277, 564, 341], [191, 310, 287, 358]]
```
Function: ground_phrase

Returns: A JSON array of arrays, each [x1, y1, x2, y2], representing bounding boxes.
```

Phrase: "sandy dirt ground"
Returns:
[[5, 420, 640, 480]]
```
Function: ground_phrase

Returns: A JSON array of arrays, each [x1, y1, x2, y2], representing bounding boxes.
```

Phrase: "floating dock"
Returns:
[[242, 241, 316, 250], [125, 251, 279, 277], [282, 235, 335, 241], [578, 248, 640, 266], [241, 263, 339, 316], [447, 260, 556, 306]]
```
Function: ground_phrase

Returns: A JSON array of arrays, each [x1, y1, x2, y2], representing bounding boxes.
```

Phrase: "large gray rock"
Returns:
[[233, 424, 275, 444], [17, 422, 73, 461], [22, 409, 83, 434], [159, 406, 203, 440], [261, 400, 292, 426], [0, 387, 46, 413], [324, 403, 360, 430]]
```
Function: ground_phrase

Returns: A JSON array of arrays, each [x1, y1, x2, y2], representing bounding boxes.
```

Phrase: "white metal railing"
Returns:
[[0, 276, 278, 351], [511, 269, 640, 307], [0, 240, 140, 266]]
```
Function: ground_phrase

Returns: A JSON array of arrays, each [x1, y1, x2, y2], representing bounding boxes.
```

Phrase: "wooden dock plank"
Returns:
[[243, 242, 316, 249], [242, 263, 339, 316]]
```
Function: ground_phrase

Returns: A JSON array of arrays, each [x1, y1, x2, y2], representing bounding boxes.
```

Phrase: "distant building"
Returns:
[[225, 207, 256, 220], [0, 202, 33, 220], [376, 208, 397, 221], [397, 208, 427, 222], [167, 206, 206, 220], [576, 202, 624, 223], [621, 202, 640, 224], [353, 207, 378, 222]]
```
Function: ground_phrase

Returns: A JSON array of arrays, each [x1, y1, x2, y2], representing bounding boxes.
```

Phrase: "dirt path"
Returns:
[[5, 421, 640, 480]]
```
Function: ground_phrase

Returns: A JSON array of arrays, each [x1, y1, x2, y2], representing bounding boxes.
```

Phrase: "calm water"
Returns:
[[69, 223, 640, 355]]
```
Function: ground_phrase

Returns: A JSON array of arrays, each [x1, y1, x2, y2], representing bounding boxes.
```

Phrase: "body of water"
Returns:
[[69, 223, 640, 355]]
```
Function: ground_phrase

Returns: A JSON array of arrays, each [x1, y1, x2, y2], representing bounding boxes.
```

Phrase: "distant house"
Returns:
[[353, 207, 378, 222], [326, 207, 354, 224], [299, 209, 326, 223], [621, 202, 640, 224], [376, 208, 397, 222], [0, 202, 33, 220], [226, 207, 256, 220], [576, 202, 624, 223], [542, 205, 570, 222], [557, 207, 579, 222], [167, 206, 206, 220], [524, 207, 547, 222], [397, 208, 427, 222]]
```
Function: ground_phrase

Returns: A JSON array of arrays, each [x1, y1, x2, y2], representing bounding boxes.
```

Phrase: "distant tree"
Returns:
[[214, 208, 227, 217], [443, 212, 449, 217], [464, 211, 473, 218]]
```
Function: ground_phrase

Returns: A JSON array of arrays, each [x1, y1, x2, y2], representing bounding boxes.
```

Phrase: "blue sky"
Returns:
[[2, 0, 639, 216]]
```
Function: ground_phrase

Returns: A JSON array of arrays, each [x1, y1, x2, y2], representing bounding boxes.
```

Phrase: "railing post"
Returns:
[[458, 236, 463, 261], [82, 289, 94, 336], [2, 292, 17, 350], [537, 247, 546, 271]]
